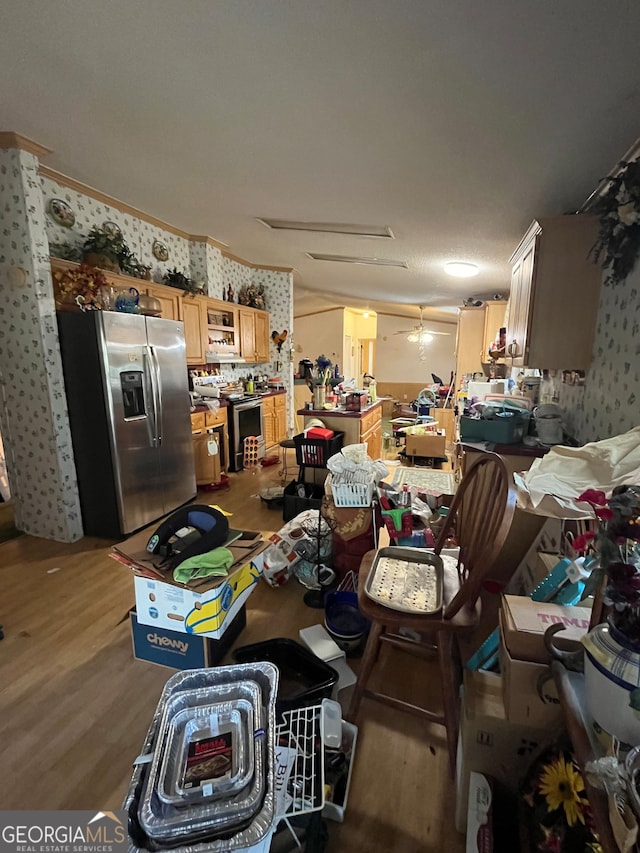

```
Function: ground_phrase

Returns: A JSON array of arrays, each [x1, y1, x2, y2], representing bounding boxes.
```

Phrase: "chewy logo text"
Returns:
[[147, 632, 188, 653]]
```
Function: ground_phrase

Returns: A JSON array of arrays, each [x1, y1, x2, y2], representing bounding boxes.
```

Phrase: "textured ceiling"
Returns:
[[2, 0, 640, 321]]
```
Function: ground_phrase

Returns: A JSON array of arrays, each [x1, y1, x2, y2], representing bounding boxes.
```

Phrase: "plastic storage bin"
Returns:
[[294, 431, 344, 468], [283, 479, 325, 522], [459, 413, 530, 444], [233, 638, 339, 713]]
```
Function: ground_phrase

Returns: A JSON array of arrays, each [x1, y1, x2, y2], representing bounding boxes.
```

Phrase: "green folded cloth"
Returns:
[[173, 547, 234, 583]]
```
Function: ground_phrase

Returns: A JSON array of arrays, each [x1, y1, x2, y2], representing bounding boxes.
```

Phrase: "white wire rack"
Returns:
[[276, 704, 325, 817]]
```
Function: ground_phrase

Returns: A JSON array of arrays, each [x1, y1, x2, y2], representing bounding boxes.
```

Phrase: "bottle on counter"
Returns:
[[398, 484, 411, 508]]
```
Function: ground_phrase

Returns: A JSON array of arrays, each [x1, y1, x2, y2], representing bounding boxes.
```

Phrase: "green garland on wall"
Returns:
[[590, 159, 640, 286]]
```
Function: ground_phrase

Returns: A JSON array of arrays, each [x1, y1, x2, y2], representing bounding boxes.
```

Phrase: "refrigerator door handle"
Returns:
[[150, 345, 164, 446], [144, 346, 159, 447]]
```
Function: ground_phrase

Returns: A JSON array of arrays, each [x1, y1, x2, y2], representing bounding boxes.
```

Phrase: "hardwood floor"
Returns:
[[0, 457, 464, 852]]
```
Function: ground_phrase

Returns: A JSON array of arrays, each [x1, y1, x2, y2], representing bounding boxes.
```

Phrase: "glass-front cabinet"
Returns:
[[205, 300, 239, 358]]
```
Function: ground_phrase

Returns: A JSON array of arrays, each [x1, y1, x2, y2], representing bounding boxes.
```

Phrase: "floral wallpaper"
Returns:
[[188, 241, 208, 289], [41, 175, 192, 281], [222, 255, 252, 297], [0, 149, 83, 542], [251, 267, 295, 430], [206, 243, 225, 301], [559, 265, 640, 442]]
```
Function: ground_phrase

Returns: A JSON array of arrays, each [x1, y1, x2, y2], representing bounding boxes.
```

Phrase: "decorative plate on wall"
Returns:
[[152, 239, 169, 261], [102, 220, 122, 239], [48, 198, 76, 228]]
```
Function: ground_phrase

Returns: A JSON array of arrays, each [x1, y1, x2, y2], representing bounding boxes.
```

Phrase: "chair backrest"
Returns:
[[434, 452, 516, 619]]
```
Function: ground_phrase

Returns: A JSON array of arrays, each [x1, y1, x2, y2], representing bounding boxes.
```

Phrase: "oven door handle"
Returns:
[[233, 400, 263, 411]]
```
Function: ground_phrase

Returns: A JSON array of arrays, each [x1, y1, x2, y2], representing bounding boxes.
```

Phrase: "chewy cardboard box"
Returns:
[[402, 427, 447, 459], [130, 605, 246, 669], [112, 528, 267, 640], [455, 669, 557, 833], [501, 594, 591, 664], [499, 610, 562, 729]]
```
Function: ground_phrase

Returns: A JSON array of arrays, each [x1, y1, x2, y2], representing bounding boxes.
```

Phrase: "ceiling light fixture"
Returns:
[[306, 253, 408, 268], [444, 261, 479, 278], [258, 219, 394, 238]]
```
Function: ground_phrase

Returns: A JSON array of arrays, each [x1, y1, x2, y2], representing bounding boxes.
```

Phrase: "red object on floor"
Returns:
[[201, 474, 231, 491], [261, 455, 279, 467], [306, 427, 334, 440]]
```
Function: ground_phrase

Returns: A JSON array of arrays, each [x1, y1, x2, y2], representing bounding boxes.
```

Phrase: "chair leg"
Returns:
[[346, 620, 383, 722], [438, 630, 462, 780]]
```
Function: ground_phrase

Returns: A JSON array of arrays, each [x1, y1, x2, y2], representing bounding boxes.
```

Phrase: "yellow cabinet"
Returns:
[[455, 307, 485, 379], [146, 283, 181, 320], [254, 311, 270, 362], [263, 393, 287, 448], [239, 307, 271, 363], [362, 419, 382, 460], [180, 298, 207, 364], [507, 216, 601, 368], [482, 301, 507, 362]]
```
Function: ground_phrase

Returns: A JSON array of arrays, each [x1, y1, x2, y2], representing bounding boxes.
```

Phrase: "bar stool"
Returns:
[[278, 438, 296, 482]]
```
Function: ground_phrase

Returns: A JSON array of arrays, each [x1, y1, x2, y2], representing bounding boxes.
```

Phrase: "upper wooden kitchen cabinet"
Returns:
[[263, 393, 287, 448], [146, 283, 181, 321], [179, 297, 207, 364], [239, 307, 270, 363], [507, 215, 601, 369], [482, 300, 507, 361], [455, 307, 485, 378]]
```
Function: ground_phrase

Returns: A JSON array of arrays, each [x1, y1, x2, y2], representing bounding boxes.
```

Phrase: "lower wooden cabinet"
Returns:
[[191, 407, 229, 478], [362, 420, 382, 460], [263, 393, 287, 448]]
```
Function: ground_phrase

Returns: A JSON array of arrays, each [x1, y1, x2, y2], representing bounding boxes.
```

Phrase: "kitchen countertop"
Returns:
[[191, 388, 285, 414], [297, 399, 382, 419]]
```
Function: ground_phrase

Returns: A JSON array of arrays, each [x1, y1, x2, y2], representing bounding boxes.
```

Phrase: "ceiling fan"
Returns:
[[393, 306, 451, 343]]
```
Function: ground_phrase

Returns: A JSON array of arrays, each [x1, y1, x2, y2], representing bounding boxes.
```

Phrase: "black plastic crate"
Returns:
[[233, 638, 338, 713], [293, 431, 344, 468], [283, 479, 325, 522]]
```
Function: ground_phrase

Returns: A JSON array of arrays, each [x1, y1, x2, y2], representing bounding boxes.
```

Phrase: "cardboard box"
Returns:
[[466, 772, 493, 853], [130, 605, 246, 669], [508, 550, 562, 597], [501, 594, 591, 664], [112, 527, 267, 640], [499, 611, 562, 728], [455, 669, 555, 832], [403, 429, 446, 459]]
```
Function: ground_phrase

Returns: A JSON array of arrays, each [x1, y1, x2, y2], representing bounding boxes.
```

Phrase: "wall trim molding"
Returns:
[[221, 247, 293, 273], [40, 165, 294, 274], [190, 234, 229, 250], [0, 132, 53, 158], [39, 164, 192, 239]]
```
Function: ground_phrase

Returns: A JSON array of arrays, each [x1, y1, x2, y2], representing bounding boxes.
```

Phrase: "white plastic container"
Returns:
[[322, 720, 358, 822]]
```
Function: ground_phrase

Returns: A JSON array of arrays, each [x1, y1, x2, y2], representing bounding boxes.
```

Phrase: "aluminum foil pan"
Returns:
[[126, 663, 278, 852], [140, 697, 266, 838], [158, 700, 255, 805]]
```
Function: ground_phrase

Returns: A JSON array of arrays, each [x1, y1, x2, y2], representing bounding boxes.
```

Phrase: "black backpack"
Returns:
[[145, 504, 230, 569]]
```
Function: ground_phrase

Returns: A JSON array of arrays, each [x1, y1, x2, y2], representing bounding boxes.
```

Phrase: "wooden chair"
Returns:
[[346, 452, 516, 777]]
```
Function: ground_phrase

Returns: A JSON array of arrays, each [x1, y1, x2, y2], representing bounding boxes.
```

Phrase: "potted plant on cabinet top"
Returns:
[[163, 267, 203, 297], [82, 226, 127, 273]]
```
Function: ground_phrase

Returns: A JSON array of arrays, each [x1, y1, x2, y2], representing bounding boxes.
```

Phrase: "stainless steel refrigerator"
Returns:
[[57, 311, 196, 538]]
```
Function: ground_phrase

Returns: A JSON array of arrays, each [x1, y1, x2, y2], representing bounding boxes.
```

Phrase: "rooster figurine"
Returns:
[[271, 329, 288, 353]]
